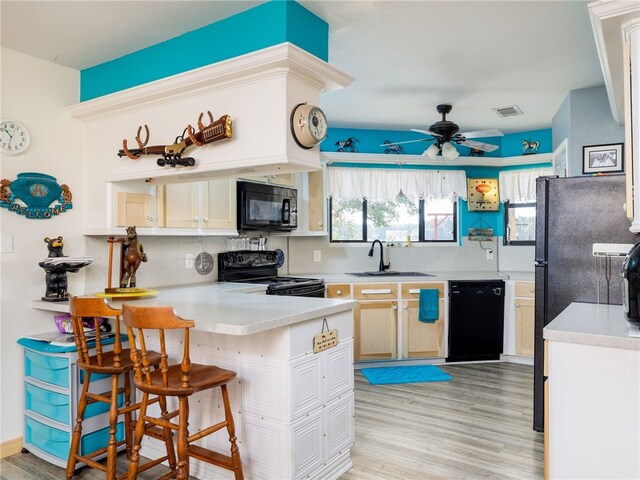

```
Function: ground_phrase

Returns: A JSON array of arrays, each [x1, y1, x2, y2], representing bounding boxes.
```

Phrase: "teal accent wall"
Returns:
[[80, 1, 328, 101], [326, 124, 553, 238], [322, 127, 552, 157]]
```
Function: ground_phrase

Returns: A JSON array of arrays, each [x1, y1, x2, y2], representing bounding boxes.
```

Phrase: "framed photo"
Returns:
[[582, 143, 624, 174]]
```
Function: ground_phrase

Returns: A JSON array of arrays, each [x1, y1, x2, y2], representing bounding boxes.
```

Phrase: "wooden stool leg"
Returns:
[[221, 385, 244, 480], [66, 372, 92, 479], [106, 374, 120, 480], [127, 392, 149, 480], [176, 396, 189, 480], [123, 372, 134, 460], [158, 394, 177, 471]]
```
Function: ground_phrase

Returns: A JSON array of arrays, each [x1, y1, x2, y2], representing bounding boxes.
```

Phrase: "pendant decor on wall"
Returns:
[[0, 172, 73, 219], [117, 111, 232, 167]]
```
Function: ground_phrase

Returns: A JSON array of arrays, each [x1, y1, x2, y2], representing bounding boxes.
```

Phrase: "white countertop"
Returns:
[[35, 283, 356, 336], [544, 302, 640, 351]]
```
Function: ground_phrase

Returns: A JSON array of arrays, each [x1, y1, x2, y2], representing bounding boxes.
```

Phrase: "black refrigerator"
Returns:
[[533, 175, 637, 431]]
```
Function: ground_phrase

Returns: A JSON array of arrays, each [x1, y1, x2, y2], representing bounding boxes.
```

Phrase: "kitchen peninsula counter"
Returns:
[[31, 283, 357, 480], [544, 302, 639, 479]]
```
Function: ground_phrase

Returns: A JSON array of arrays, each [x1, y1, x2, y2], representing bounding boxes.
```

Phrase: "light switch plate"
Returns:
[[0, 234, 13, 253]]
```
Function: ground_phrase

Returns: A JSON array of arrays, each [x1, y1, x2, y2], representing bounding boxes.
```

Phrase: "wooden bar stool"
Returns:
[[122, 304, 243, 480], [65, 296, 177, 480]]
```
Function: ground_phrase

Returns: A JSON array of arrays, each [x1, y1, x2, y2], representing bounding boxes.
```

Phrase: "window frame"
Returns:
[[503, 201, 536, 246], [329, 196, 458, 244]]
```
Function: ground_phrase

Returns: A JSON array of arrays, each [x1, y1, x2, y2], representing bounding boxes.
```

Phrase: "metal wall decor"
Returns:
[[118, 111, 232, 167], [0, 172, 73, 219]]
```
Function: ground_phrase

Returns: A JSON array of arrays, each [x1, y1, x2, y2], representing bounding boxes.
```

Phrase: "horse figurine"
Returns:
[[335, 137, 358, 152], [382, 140, 402, 154], [469, 148, 485, 157], [119, 226, 147, 288], [522, 139, 540, 155]]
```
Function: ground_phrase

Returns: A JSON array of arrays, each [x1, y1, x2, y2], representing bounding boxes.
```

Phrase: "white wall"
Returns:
[[0, 48, 82, 442]]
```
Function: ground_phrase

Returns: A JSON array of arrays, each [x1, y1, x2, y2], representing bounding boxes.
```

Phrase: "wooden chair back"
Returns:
[[122, 304, 195, 391], [69, 295, 122, 369]]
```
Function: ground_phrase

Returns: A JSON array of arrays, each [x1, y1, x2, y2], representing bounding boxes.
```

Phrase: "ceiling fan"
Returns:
[[383, 104, 503, 160]]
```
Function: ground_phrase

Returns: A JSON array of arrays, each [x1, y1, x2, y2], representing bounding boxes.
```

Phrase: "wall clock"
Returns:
[[0, 119, 30, 155], [290, 103, 328, 149], [467, 178, 500, 211]]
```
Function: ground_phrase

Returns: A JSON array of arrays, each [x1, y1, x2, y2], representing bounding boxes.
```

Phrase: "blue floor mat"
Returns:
[[361, 365, 452, 385]]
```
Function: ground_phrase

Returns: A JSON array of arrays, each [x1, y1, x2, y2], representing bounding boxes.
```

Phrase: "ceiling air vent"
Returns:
[[493, 105, 523, 117]]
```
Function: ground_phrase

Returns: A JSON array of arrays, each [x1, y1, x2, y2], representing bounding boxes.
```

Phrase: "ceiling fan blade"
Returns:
[[379, 138, 431, 147], [458, 129, 504, 139], [459, 139, 500, 152], [411, 128, 442, 137]]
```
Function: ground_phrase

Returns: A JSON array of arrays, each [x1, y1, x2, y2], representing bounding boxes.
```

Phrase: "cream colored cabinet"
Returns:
[[401, 283, 445, 358], [159, 179, 236, 230], [353, 284, 398, 361], [307, 170, 325, 232], [328, 281, 446, 361], [115, 192, 155, 227], [514, 281, 535, 357]]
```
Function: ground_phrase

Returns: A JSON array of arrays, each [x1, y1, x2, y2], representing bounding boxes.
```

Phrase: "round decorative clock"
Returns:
[[195, 252, 214, 275], [0, 119, 30, 155], [290, 103, 328, 149]]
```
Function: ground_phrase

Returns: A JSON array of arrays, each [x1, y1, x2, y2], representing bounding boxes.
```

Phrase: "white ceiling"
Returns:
[[1, 0, 605, 135]]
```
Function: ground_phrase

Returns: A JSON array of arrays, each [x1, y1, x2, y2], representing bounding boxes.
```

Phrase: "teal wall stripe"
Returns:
[[80, 1, 329, 101], [322, 127, 552, 157]]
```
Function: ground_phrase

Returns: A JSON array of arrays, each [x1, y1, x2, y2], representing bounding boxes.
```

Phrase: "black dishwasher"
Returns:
[[447, 280, 505, 362]]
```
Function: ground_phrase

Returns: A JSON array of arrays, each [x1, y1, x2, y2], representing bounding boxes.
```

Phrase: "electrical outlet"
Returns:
[[185, 253, 194, 268], [486, 249, 494, 260], [313, 250, 321, 262]]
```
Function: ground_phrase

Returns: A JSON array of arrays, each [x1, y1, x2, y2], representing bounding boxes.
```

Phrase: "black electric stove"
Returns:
[[217, 251, 325, 297]]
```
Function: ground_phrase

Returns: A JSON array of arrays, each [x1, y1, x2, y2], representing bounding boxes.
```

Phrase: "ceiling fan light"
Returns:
[[442, 142, 460, 160], [423, 144, 440, 159]]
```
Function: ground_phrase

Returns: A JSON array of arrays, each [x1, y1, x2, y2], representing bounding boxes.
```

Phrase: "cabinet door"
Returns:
[[162, 183, 200, 228], [202, 179, 236, 230], [307, 170, 325, 232], [515, 298, 535, 357], [116, 192, 154, 227], [404, 299, 445, 358], [354, 301, 397, 361]]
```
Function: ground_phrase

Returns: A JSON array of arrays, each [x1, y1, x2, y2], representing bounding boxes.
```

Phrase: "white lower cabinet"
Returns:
[[139, 312, 355, 480]]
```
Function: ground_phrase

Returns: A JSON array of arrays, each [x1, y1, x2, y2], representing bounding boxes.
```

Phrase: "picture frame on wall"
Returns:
[[582, 143, 624, 174]]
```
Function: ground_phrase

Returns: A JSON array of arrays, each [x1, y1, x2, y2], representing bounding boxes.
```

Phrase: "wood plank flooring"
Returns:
[[342, 362, 543, 480], [0, 362, 542, 479]]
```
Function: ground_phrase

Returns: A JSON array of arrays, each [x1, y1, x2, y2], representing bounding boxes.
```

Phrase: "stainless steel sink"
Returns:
[[347, 271, 435, 277]]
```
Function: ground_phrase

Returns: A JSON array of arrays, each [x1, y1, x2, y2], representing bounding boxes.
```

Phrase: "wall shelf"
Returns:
[[321, 152, 552, 167]]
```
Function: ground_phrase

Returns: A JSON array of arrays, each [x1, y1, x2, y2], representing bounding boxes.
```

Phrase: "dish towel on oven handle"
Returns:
[[418, 289, 439, 323]]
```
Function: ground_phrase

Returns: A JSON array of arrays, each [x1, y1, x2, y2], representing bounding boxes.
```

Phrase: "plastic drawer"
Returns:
[[24, 350, 69, 388], [25, 415, 124, 461], [25, 382, 123, 424]]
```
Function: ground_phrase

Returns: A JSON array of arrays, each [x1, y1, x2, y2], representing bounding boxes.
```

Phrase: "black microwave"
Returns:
[[237, 181, 297, 231]]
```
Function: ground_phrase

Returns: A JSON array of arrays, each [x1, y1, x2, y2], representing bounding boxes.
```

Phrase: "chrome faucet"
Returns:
[[368, 240, 390, 272]]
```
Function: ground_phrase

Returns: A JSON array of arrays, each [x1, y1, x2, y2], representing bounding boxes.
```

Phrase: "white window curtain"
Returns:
[[326, 167, 468, 201], [498, 168, 554, 203]]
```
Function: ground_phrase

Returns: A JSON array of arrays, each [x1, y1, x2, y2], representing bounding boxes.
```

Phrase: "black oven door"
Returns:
[[237, 181, 297, 231]]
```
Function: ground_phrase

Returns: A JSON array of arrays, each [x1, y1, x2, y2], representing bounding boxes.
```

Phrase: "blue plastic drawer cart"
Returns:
[[17, 336, 127, 469]]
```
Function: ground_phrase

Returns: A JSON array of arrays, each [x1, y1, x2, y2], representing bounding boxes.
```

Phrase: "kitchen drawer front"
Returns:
[[353, 283, 397, 300], [400, 282, 445, 299], [326, 284, 351, 299], [24, 350, 69, 388], [515, 281, 535, 298], [25, 415, 124, 461]]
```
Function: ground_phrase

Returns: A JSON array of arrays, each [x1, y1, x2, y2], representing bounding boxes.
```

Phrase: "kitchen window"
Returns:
[[503, 201, 536, 245], [329, 195, 457, 243]]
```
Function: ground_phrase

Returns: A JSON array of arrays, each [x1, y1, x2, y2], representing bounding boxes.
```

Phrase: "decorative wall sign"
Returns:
[[0, 172, 73, 219], [467, 178, 499, 211], [468, 228, 494, 241], [313, 318, 338, 353]]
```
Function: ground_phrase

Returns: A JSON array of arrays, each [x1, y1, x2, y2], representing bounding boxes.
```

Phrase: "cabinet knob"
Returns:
[[393, 305, 398, 310], [147, 216, 154, 221], [336, 290, 342, 295], [529, 289, 535, 293], [203, 217, 209, 223], [193, 216, 200, 222], [516, 304, 521, 308]]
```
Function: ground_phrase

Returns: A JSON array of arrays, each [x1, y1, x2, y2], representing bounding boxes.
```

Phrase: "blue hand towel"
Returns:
[[418, 289, 439, 323]]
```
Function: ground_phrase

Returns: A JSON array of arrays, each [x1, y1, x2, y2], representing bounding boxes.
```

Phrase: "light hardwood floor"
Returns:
[[1, 362, 542, 479]]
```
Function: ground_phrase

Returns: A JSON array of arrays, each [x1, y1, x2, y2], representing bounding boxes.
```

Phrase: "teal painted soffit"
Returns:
[[80, 1, 328, 101]]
